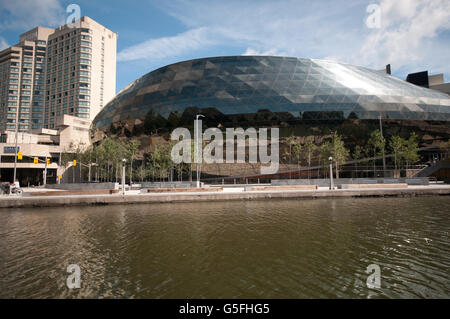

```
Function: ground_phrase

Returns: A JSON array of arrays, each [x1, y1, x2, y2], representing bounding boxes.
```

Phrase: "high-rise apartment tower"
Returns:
[[0, 16, 117, 132]]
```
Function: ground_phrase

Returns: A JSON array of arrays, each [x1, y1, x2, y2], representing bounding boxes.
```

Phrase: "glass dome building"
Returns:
[[92, 56, 450, 134]]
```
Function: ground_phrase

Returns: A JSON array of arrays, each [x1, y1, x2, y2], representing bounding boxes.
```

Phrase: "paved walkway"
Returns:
[[1, 184, 450, 209]]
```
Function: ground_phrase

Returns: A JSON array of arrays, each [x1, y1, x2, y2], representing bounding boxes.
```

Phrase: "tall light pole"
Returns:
[[122, 158, 126, 195], [195, 114, 205, 188], [43, 157, 48, 187], [329, 156, 334, 190], [379, 114, 386, 177], [9, 120, 20, 195]]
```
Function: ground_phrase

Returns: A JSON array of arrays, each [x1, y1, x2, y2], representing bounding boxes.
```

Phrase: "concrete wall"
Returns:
[[45, 182, 118, 190], [430, 83, 450, 95], [271, 177, 430, 186], [2, 186, 450, 209], [141, 181, 202, 188]]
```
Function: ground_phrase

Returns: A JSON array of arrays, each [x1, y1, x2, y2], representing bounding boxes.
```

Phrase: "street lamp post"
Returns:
[[11, 105, 21, 194], [122, 158, 126, 195], [329, 156, 334, 190], [10, 125, 19, 196], [379, 114, 386, 177], [43, 157, 48, 187], [195, 114, 205, 188]]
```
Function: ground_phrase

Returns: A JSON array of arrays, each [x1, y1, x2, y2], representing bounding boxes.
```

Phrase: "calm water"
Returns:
[[0, 197, 449, 299]]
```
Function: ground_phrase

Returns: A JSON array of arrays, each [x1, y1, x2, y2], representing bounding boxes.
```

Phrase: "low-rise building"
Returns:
[[429, 74, 450, 96], [0, 114, 90, 185], [406, 71, 450, 96]]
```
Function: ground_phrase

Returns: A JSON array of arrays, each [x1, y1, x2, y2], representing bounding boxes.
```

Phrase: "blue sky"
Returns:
[[1, 0, 449, 93]]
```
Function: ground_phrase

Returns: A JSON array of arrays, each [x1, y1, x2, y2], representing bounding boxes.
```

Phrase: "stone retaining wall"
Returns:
[[2, 186, 449, 209], [44, 183, 119, 191], [272, 177, 429, 187]]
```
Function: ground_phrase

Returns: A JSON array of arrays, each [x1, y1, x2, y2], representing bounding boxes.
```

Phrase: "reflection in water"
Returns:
[[0, 197, 449, 298]]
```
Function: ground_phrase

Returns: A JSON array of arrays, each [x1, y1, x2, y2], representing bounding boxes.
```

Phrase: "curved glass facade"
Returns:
[[93, 56, 450, 132]]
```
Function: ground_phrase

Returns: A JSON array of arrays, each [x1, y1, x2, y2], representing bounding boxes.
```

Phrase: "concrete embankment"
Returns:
[[1, 185, 450, 209]]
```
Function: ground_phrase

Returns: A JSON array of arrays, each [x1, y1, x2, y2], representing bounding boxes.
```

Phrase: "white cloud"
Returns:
[[352, 0, 450, 74], [0, 36, 9, 50], [117, 27, 215, 62], [121, 0, 363, 63], [157, 0, 365, 59], [243, 48, 287, 57], [0, 0, 65, 30], [120, 0, 450, 79]]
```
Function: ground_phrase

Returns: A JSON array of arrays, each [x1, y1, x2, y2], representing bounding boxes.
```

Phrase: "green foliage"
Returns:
[[167, 111, 180, 129], [292, 143, 302, 165], [302, 138, 317, 166], [319, 132, 349, 178], [283, 135, 297, 164], [134, 162, 149, 182], [61, 121, 430, 182], [146, 140, 174, 180], [319, 140, 332, 163], [367, 130, 385, 157], [61, 141, 87, 167], [302, 138, 317, 179], [403, 132, 420, 166], [389, 135, 406, 170], [352, 145, 364, 160], [388, 133, 420, 169], [329, 132, 349, 165]]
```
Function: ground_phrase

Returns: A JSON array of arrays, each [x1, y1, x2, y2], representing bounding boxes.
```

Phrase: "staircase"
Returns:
[[414, 159, 450, 178]]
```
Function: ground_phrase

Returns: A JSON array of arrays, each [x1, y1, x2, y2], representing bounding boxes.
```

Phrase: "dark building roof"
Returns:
[[406, 71, 429, 88]]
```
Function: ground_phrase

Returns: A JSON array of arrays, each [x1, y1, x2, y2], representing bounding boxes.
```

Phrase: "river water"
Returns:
[[1, 197, 449, 299]]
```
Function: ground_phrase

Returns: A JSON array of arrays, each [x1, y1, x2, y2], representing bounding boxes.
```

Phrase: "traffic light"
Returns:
[[18, 152, 23, 160], [73, 160, 77, 167], [46, 158, 51, 165], [34, 157, 38, 164]]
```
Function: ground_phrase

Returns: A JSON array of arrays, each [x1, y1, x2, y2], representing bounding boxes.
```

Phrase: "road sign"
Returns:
[[4, 146, 20, 153]]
